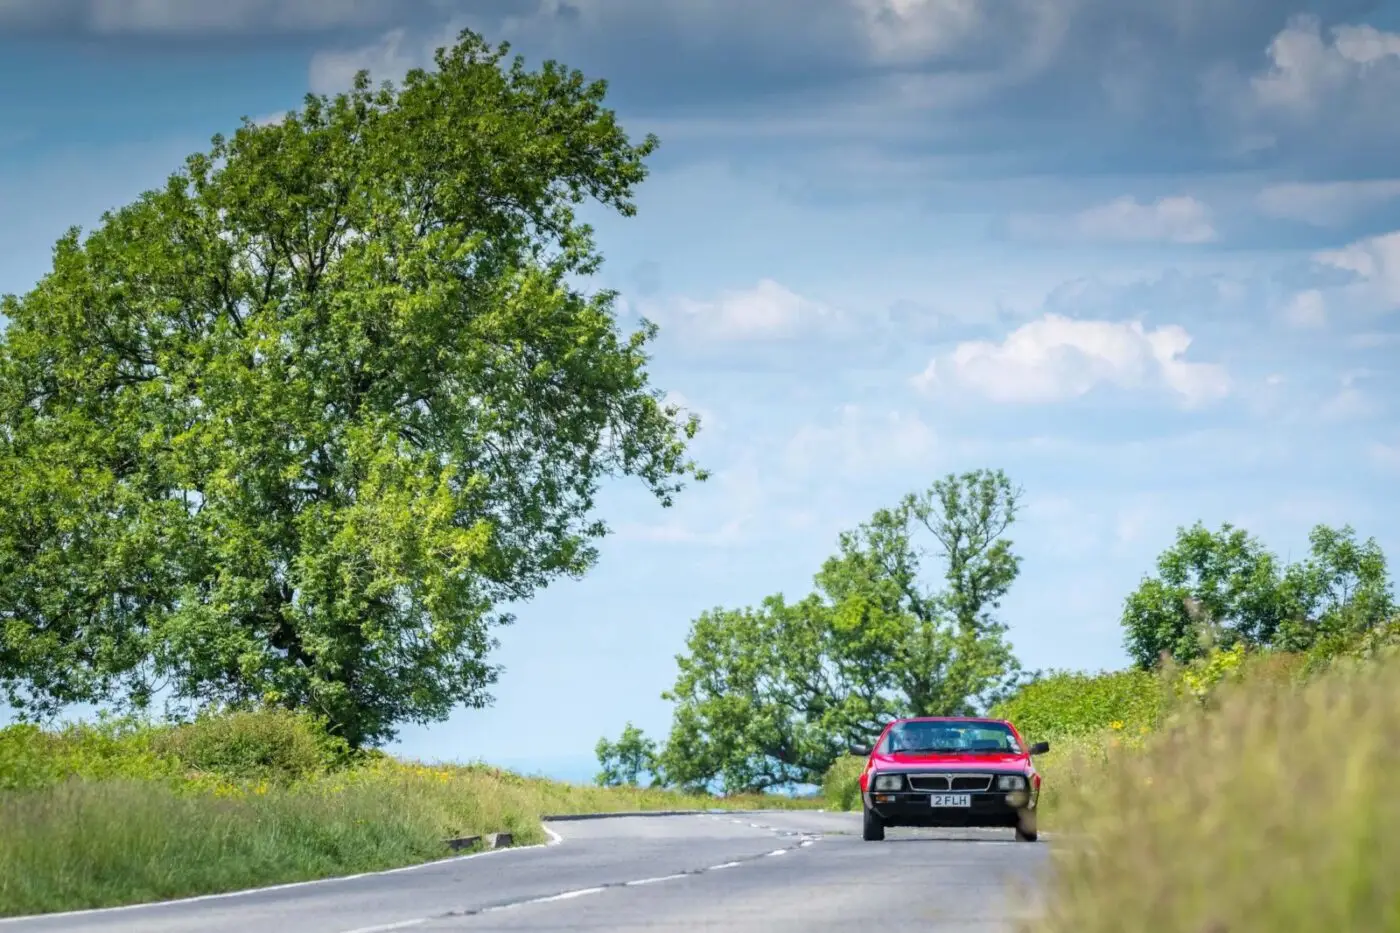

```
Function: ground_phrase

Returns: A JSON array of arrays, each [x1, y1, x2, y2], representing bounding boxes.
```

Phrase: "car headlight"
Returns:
[[873, 774, 904, 791], [996, 775, 1027, 790]]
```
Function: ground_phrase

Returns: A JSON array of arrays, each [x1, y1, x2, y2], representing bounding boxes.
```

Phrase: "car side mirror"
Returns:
[[848, 744, 872, 757], [1028, 740, 1050, 756]]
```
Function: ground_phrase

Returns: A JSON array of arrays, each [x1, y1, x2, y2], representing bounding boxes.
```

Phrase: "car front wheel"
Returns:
[[862, 804, 885, 841], [1014, 810, 1038, 842]]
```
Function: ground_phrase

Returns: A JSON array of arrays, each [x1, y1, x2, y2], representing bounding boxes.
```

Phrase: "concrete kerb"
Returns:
[[443, 831, 515, 852]]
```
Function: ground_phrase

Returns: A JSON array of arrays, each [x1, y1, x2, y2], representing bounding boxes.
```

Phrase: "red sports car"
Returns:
[[849, 716, 1050, 842]]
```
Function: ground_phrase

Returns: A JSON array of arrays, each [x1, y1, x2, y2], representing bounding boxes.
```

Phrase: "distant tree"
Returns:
[[0, 30, 703, 748], [1275, 525, 1395, 652], [594, 722, 659, 787], [1122, 521, 1395, 667], [1121, 522, 1288, 668], [657, 469, 1026, 792]]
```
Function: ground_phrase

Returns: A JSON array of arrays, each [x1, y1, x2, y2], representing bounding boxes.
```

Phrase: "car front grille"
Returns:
[[906, 773, 994, 793]]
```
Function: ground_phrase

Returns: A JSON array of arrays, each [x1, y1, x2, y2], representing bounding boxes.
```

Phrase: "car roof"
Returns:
[[888, 716, 1010, 726]]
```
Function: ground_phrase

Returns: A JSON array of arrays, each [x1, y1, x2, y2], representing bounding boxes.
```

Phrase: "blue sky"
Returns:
[[3, 0, 1399, 784]]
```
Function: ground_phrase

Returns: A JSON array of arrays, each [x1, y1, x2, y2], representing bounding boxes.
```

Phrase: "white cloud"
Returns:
[[308, 25, 456, 94], [1280, 289, 1327, 329], [852, 0, 985, 64], [657, 279, 843, 341], [785, 405, 937, 476], [1315, 230, 1400, 310], [1256, 179, 1400, 227], [914, 314, 1230, 407], [1011, 196, 1217, 245], [1252, 16, 1400, 114]]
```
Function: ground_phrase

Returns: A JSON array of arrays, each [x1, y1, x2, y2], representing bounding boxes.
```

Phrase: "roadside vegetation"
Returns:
[[1, 17, 1396, 932], [1019, 523, 1400, 933], [795, 518, 1399, 931], [0, 710, 816, 917], [0, 26, 804, 919], [1029, 631, 1400, 933]]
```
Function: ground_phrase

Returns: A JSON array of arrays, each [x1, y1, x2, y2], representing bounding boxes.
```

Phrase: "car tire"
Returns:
[[1014, 811, 1038, 842], [862, 804, 885, 841]]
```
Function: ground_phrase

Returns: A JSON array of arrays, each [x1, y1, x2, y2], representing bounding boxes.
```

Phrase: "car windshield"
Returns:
[[883, 721, 1020, 754]]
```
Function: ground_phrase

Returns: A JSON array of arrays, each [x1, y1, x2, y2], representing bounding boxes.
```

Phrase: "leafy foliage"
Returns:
[[150, 709, 350, 783], [0, 718, 179, 793], [989, 668, 1165, 741], [593, 722, 659, 787], [1121, 522, 1394, 668], [1275, 524, 1395, 653], [656, 469, 1026, 792], [0, 708, 346, 792], [1120, 522, 1286, 667], [0, 30, 702, 747]]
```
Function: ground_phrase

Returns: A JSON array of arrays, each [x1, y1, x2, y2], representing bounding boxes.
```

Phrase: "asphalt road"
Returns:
[[0, 811, 1048, 933]]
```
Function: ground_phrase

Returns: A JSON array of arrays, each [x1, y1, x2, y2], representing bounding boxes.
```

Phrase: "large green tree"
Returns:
[[652, 469, 1025, 792], [0, 31, 702, 747]]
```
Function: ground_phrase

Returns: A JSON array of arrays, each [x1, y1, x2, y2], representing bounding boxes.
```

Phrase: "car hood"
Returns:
[[871, 751, 1030, 770]]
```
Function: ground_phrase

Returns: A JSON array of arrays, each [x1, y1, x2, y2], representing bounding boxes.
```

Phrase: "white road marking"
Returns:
[[528, 887, 607, 904], [9, 811, 830, 933], [338, 920, 428, 933], [625, 874, 689, 886]]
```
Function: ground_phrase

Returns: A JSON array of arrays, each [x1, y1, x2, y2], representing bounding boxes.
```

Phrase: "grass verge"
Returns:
[[1028, 647, 1400, 932], [0, 717, 817, 918]]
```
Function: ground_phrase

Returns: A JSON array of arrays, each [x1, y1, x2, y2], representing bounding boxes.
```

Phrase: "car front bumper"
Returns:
[[864, 787, 1037, 828]]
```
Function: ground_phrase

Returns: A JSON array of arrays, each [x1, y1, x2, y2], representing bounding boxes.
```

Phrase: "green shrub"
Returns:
[[990, 668, 1166, 740], [150, 709, 349, 783], [820, 754, 865, 811], [0, 718, 180, 792]]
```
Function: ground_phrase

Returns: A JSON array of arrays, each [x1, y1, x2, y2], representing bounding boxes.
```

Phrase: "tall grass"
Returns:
[[820, 754, 866, 811], [1030, 647, 1400, 933], [0, 713, 817, 918]]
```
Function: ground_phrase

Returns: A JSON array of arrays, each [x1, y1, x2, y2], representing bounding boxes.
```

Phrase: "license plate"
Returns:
[[930, 793, 971, 807]]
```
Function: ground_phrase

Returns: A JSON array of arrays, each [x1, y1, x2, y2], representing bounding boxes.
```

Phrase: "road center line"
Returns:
[[339, 920, 428, 933], [328, 818, 823, 933]]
